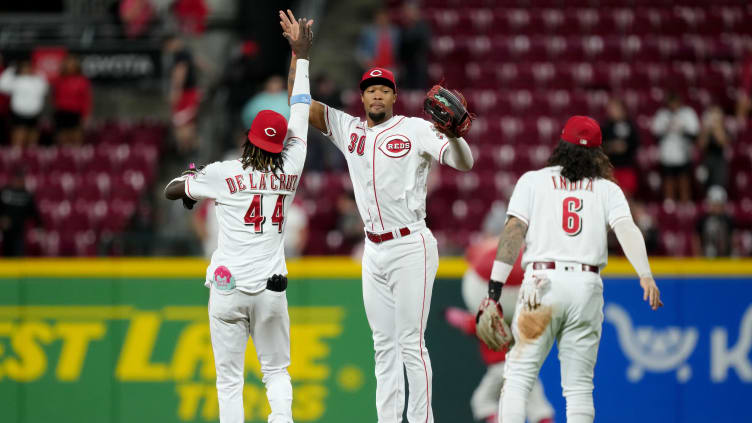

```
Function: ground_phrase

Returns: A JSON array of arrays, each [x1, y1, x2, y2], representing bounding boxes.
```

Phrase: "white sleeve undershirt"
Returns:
[[613, 218, 653, 278], [441, 136, 474, 171]]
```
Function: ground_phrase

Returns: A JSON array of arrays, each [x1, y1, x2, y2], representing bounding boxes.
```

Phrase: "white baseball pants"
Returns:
[[501, 264, 604, 423], [362, 228, 439, 423], [209, 285, 293, 423], [462, 269, 555, 422], [471, 362, 554, 422]]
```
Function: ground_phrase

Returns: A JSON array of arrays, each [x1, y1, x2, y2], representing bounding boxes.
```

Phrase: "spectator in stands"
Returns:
[[356, 8, 400, 71], [652, 92, 699, 203], [164, 35, 201, 155], [0, 59, 48, 147], [0, 168, 39, 256], [694, 185, 735, 257], [398, 2, 431, 90], [698, 105, 731, 189], [173, 0, 208, 35], [119, 0, 155, 38], [241, 75, 289, 130], [53, 55, 92, 146], [602, 97, 640, 198]]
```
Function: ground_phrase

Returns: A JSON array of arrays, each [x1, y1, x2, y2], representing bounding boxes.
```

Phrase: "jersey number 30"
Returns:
[[562, 197, 583, 236], [244, 194, 285, 233]]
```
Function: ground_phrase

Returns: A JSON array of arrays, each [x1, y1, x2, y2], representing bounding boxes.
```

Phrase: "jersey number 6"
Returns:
[[562, 197, 583, 236], [244, 194, 286, 233]]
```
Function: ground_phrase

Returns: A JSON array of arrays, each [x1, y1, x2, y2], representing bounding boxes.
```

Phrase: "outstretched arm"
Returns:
[[280, 9, 327, 134], [613, 218, 663, 310], [283, 15, 313, 148]]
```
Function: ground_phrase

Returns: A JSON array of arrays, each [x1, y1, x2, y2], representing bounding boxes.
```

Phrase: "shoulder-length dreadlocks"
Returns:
[[547, 140, 615, 183], [240, 135, 285, 174]]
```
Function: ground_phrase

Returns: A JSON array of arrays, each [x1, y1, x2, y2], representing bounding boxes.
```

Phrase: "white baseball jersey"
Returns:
[[323, 105, 451, 232], [507, 165, 631, 269], [185, 112, 308, 294]]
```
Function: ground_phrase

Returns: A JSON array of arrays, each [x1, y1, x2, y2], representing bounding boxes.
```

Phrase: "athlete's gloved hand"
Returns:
[[520, 274, 551, 312], [423, 85, 474, 138], [476, 297, 513, 351]]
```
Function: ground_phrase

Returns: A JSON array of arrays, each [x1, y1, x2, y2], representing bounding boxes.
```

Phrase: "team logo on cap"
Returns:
[[580, 138, 588, 145], [379, 135, 411, 158], [370, 69, 383, 77], [265, 127, 277, 137]]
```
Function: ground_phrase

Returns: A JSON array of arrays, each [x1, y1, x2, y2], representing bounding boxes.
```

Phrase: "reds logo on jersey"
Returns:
[[379, 135, 412, 158]]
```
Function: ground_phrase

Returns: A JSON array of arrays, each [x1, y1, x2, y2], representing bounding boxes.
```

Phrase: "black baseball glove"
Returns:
[[423, 85, 474, 138]]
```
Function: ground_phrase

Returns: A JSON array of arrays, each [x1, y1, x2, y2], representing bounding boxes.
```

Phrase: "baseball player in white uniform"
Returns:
[[279, 10, 474, 422], [446, 241, 554, 423], [164, 19, 314, 423], [475, 116, 663, 423]]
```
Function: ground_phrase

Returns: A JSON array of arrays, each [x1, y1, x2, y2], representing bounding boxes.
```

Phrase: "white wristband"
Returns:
[[490, 260, 513, 284]]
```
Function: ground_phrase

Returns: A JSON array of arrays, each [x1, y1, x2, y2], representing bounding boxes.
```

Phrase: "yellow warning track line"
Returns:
[[0, 257, 750, 278]]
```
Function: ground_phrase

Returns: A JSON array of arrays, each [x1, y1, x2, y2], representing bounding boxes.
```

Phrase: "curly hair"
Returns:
[[546, 140, 615, 183], [241, 140, 284, 174]]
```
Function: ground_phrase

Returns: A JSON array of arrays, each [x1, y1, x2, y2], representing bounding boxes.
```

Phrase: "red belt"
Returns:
[[533, 261, 599, 274], [366, 227, 411, 244]]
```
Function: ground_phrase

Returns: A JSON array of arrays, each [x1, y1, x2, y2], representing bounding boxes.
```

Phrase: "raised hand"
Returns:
[[279, 9, 314, 59], [283, 17, 313, 59]]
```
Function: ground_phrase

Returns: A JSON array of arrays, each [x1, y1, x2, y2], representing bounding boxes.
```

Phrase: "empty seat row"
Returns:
[[424, 7, 752, 36], [432, 34, 746, 63]]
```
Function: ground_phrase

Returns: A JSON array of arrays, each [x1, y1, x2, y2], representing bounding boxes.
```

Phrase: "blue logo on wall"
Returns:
[[606, 303, 698, 382]]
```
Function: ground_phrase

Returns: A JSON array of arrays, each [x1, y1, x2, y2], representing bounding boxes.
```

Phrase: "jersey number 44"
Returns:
[[244, 194, 286, 233]]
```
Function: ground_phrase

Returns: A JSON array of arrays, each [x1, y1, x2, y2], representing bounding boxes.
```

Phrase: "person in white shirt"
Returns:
[[651, 92, 699, 203], [280, 8, 475, 422], [0, 60, 49, 147], [164, 18, 313, 423], [476, 116, 663, 423]]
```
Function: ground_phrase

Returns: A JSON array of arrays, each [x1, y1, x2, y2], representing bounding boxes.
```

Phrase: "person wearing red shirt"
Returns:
[[446, 239, 555, 423], [53, 55, 92, 145], [355, 9, 399, 72]]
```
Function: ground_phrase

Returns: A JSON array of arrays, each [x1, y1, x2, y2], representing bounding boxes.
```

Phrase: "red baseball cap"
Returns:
[[247, 110, 287, 153], [560, 115, 602, 148], [360, 67, 397, 92]]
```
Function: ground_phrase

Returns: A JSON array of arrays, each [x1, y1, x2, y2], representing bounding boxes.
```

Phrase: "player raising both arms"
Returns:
[[280, 8, 474, 422], [164, 18, 314, 423], [475, 116, 662, 423]]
